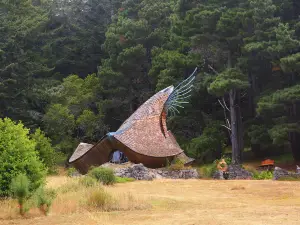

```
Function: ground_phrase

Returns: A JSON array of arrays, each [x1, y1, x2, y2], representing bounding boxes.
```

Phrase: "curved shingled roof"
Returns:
[[110, 86, 184, 157]]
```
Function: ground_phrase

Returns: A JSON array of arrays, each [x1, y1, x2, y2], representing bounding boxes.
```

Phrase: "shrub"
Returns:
[[79, 176, 98, 187], [0, 118, 47, 196], [30, 128, 56, 173], [86, 188, 113, 210], [221, 155, 232, 165], [67, 167, 77, 177], [252, 170, 273, 180], [10, 174, 32, 216], [34, 187, 56, 215], [88, 167, 116, 185], [168, 158, 185, 171], [115, 177, 135, 183], [200, 163, 217, 178]]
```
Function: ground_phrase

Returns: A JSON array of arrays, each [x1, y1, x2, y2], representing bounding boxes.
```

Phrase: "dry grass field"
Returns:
[[1, 176, 300, 225]]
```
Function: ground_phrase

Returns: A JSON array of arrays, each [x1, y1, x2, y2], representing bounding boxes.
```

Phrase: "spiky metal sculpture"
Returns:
[[164, 67, 198, 117]]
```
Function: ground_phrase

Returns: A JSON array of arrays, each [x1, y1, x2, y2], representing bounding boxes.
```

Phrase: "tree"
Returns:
[[30, 128, 57, 172], [0, 118, 46, 196], [43, 74, 108, 153]]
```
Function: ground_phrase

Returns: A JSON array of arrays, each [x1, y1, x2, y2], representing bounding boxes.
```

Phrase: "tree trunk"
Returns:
[[290, 132, 300, 161], [227, 51, 244, 164], [289, 101, 300, 161], [229, 88, 243, 165], [248, 71, 261, 156], [288, 73, 300, 161]]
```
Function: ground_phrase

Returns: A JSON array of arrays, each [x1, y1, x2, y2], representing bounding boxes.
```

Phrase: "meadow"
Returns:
[[1, 175, 300, 225]]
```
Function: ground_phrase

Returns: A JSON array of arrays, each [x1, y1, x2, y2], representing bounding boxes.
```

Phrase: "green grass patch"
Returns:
[[252, 170, 273, 180], [277, 176, 300, 181], [115, 177, 135, 183]]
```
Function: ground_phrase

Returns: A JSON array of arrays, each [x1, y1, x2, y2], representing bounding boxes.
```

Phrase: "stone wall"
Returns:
[[213, 165, 253, 180], [273, 166, 300, 180], [104, 163, 199, 180]]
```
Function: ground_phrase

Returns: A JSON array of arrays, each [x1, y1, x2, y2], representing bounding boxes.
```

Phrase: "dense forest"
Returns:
[[1, 0, 300, 166]]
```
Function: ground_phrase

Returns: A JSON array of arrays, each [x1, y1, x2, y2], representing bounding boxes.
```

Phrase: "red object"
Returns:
[[261, 159, 274, 166]]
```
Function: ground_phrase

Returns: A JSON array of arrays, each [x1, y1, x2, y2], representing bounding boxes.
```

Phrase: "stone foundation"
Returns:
[[103, 163, 199, 180], [213, 164, 252, 180], [273, 166, 300, 180]]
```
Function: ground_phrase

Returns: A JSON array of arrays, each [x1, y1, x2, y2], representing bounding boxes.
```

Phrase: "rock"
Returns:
[[296, 165, 300, 174], [227, 165, 253, 180], [105, 163, 199, 180], [69, 171, 82, 177], [273, 167, 290, 180], [213, 171, 224, 180]]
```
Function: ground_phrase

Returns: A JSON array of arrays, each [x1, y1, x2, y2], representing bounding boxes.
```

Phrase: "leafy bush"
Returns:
[[67, 167, 77, 177], [30, 128, 56, 173], [221, 155, 232, 165], [88, 167, 116, 185], [252, 170, 273, 180], [0, 118, 47, 196], [115, 177, 135, 183], [10, 174, 32, 216], [186, 122, 226, 163], [200, 163, 217, 178], [168, 158, 185, 171], [34, 187, 57, 215], [79, 176, 98, 187], [86, 188, 113, 210]]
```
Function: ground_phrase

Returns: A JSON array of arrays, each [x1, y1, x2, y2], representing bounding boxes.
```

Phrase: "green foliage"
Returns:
[[30, 128, 56, 173], [115, 177, 136, 183], [168, 158, 185, 171], [200, 163, 217, 178], [34, 186, 57, 215], [187, 122, 226, 162], [0, 118, 47, 196], [208, 68, 249, 97], [67, 167, 77, 177], [88, 167, 116, 185], [79, 176, 98, 187], [252, 171, 273, 180], [221, 155, 232, 166], [2, 0, 300, 166], [10, 174, 31, 216], [43, 74, 107, 153]]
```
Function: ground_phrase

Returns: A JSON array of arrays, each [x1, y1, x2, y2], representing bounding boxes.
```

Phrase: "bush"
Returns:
[[221, 155, 232, 165], [115, 177, 135, 183], [79, 176, 98, 187], [86, 188, 113, 210], [10, 174, 32, 216], [67, 167, 77, 177], [168, 158, 185, 171], [34, 187, 57, 215], [252, 170, 273, 180], [200, 163, 217, 178], [0, 118, 47, 196], [88, 167, 116, 185], [30, 128, 56, 173]]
